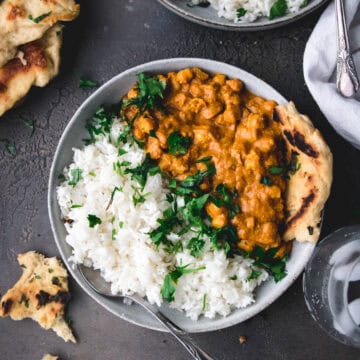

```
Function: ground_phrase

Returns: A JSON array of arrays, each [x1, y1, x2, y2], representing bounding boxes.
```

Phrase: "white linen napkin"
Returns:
[[303, 0, 360, 150]]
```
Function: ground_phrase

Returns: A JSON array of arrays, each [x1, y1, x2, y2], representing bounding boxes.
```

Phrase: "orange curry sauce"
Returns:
[[125, 68, 290, 255]]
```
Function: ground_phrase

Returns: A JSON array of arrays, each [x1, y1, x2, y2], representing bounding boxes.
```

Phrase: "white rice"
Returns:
[[57, 118, 268, 320], [191, 0, 307, 23]]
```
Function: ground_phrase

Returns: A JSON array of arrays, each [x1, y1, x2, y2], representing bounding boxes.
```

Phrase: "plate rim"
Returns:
[[48, 58, 316, 333], [157, 0, 329, 31]]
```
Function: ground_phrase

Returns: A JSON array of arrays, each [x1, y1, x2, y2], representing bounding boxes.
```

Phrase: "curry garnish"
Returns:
[[28, 11, 52, 23], [84, 107, 115, 145], [87, 214, 102, 228], [247, 269, 262, 281], [161, 264, 206, 302], [79, 78, 98, 89], [237, 8, 247, 18], [260, 176, 273, 186], [106, 186, 122, 211], [122, 73, 166, 112], [186, 237, 205, 258], [167, 131, 192, 156], [23, 120, 36, 137], [125, 154, 160, 189], [269, 0, 288, 20], [1, 139, 17, 156], [68, 168, 82, 186]]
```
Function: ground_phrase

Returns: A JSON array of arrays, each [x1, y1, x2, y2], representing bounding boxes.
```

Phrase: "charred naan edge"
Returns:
[[275, 102, 333, 243], [0, 24, 62, 117], [0, 0, 79, 67], [0, 251, 76, 343]]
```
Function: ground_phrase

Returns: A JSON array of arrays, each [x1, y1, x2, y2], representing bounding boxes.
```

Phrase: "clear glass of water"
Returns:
[[303, 225, 360, 348]]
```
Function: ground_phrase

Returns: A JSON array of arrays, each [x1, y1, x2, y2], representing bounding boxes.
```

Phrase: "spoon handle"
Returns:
[[129, 294, 216, 360], [335, 0, 359, 97]]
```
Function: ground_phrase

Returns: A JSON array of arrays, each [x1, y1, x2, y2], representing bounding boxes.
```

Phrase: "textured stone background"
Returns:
[[1, 1, 360, 359]]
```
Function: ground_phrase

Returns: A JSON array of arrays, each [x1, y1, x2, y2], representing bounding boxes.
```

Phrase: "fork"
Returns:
[[335, 0, 359, 97], [77, 264, 216, 360]]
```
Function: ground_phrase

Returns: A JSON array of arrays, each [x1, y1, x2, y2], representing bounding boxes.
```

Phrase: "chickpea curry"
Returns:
[[123, 68, 292, 261]]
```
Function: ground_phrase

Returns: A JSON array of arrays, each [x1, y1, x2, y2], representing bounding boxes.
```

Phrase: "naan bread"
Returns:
[[0, 24, 62, 117], [0, 0, 79, 68], [276, 102, 333, 243], [0, 251, 75, 343]]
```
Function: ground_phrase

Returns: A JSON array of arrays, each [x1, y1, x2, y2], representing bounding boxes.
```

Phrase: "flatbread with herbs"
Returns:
[[276, 102, 333, 243]]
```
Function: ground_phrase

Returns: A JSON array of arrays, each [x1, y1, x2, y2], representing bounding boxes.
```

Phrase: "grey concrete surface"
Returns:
[[1, 1, 360, 359]]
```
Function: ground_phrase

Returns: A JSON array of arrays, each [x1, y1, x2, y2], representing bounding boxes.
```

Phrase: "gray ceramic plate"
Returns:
[[48, 58, 316, 332], [158, 0, 328, 31]]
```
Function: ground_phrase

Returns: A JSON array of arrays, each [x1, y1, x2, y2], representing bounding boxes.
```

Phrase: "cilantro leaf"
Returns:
[[122, 73, 166, 112], [261, 176, 272, 186], [186, 237, 205, 258], [269, 0, 288, 20], [247, 269, 262, 281], [68, 169, 82, 186], [161, 264, 206, 302], [167, 131, 191, 156], [28, 12, 52, 23], [84, 107, 115, 145], [23, 120, 36, 137], [269, 165, 284, 175], [79, 78, 98, 88], [125, 154, 159, 189], [87, 214, 102, 228], [237, 7, 247, 18], [161, 274, 176, 302]]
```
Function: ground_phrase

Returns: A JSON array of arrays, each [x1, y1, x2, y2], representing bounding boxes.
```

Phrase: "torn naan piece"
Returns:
[[276, 102, 333, 243], [0, 24, 62, 117], [0, 0, 79, 68], [0, 251, 75, 343]]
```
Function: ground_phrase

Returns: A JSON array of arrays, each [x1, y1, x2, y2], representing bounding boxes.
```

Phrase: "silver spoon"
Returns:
[[335, 0, 359, 97], [77, 264, 216, 360]]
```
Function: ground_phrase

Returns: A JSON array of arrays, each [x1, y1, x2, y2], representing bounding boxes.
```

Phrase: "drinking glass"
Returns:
[[303, 225, 360, 347]]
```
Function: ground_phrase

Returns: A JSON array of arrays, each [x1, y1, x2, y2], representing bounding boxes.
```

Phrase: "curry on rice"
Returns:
[[124, 67, 291, 257]]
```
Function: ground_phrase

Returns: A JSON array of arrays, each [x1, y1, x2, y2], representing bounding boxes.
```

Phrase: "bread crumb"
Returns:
[[239, 335, 247, 344]]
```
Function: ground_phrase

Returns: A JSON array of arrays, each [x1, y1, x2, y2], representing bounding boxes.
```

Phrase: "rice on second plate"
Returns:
[[57, 118, 268, 320], [191, 0, 308, 23]]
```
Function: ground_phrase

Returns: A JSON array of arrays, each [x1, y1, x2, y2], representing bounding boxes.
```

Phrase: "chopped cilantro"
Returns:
[[186, 237, 205, 258], [237, 7, 247, 18], [125, 154, 160, 189], [68, 168, 82, 186], [132, 186, 150, 206], [247, 269, 262, 281], [23, 120, 36, 137], [118, 148, 128, 156], [261, 176, 272, 186], [161, 264, 206, 302], [269, 0, 287, 20], [122, 73, 166, 112], [87, 214, 102, 228], [167, 130, 191, 156], [202, 294, 207, 312], [79, 77, 98, 88], [112, 229, 117, 241], [269, 165, 284, 175], [28, 11, 52, 23], [1, 140, 17, 156], [70, 204, 82, 209], [230, 275, 238, 280], [119, 221, 124, 228], [106, 186, 122, 210], [84, 107, 115, 145]]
